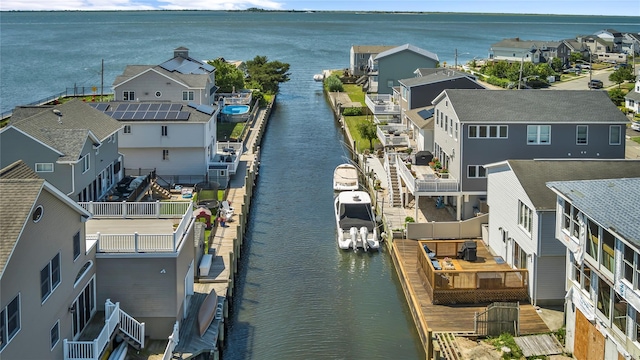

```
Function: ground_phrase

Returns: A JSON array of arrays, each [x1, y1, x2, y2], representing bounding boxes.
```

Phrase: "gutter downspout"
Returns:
[[67, 163, 76, 199]]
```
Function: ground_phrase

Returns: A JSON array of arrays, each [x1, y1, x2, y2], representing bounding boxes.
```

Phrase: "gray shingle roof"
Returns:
[[491, 38, 561, 49], [113, 65, 209, 89], [399, 69, 479, 87], [546, 177, 640, 248], [376, 44, 439, 62], [405, 106, 435, 130], [10, 99, 122, 162], [506, 159, 640, 210], [351, 45, 397, 54], [0, 161, 44, 277], [625, 90, 640, 102], [442, 89, 629, 123]]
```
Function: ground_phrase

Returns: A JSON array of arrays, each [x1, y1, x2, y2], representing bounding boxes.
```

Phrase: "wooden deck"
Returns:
[[393, 239, 549, 336]]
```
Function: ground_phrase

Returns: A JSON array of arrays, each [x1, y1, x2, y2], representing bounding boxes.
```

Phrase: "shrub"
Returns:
[[343, 107, 363, 116], [405, 217, 415, 223], [325, 75, 344, 92]]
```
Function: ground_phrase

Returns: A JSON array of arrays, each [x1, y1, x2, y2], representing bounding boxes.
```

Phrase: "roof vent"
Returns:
[[52, 109, 62, 124]]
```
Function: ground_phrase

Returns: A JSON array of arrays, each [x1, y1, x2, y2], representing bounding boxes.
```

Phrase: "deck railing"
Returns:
[[396, 155, 459, 194], [162, 322, 180, 360], [365, 94, 400, 114], [79, 201, 191, 218], [417, 240, 528, 305], [63, 300, 144, 360]]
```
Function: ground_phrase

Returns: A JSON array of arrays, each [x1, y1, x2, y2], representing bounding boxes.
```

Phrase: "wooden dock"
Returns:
[[391, 238, 550, 356]]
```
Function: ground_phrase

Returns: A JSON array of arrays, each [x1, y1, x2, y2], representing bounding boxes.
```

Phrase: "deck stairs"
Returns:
[[151, 180, 172, 199], [356, 75, 368, 85], [63, 299, 145, 360], [387, 164, 401, 207], [434, 332, 463, 360]]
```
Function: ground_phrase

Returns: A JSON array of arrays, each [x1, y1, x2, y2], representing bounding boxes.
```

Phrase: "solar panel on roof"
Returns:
[[187, 102, 198, 109], [113, 111, 126, 119], [123, 111, 136, 120], [96, 103, 109, 111], [133, 112, 145, 120], [166, 111, 178, 119], [196, 104, 214, 115], [116, 104, 129, 112], [159, 58, 180, 72], [177, 112, 190, 120], [138, 103, 150, 111], [127, 103, 140, 111], [170, 103, 182, 111], [159, 103, 171, 111], [143, 112, 156, 120], [148, 103, 160, 111], [417, 109, 435, 120], [156, 111, 168, 119]]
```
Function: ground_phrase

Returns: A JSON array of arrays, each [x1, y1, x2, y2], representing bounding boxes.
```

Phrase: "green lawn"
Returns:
[[343, 84, 366, 105], [632, 137, 640, 145], [343, 115, 380, 153]]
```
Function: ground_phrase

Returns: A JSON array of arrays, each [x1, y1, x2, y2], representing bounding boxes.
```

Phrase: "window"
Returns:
[[161, 126, 168, 136], [587, 218, 599, 260], [81, 154, 90, 173], [613, 292, 627, 333], [518, 201, 533, 234], [467, 165, 486, 178], [597, 277, 611, 319], [602, 230, 615, 273], [444, 116, 448, 132], [454, 123, 458, 139], [41, 253, 61, 302], [162, 150, 169, 161], [50, 321, 59, 350], [610, 125, 622, 145], [123, 91, 135, 101], [576, 125, 588, 145], [387, 80, 393, 88], [35, 163, 54, 172], [155, 91, 162, 97], [527, 125, 551, 144], [0, 295, 20, 351], [72, 277, 95, 338], [123, 125, 131, 134], [32, 205, 44, 223], [182, 91, 194, 101], [623, 244, 639, 287], [512, 241, 527, 269], [468, 125, 508, 138], [73, 232, 81, 261]]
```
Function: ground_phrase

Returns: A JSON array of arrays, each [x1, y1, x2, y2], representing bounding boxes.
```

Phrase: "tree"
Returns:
[[245, 55, 291, 94], [550, 57, 563, 73], [609, 67, 634, 88], [608, 88, 625, 106], [357, 120, 378, 151], [569, 51, 583, 65], [325, 75, 344, 92], [206, 58, 245, 93]]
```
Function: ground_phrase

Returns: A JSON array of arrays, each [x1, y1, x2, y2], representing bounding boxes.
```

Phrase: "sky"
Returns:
[[0, 0, 638, 16]]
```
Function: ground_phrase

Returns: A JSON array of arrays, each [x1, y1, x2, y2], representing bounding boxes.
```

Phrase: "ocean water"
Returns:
[[1, 11, 638, 114], [2, 11, 639, 360]]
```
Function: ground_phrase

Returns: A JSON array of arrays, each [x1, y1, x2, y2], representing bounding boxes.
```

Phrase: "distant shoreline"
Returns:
[[0, 10, 637, 18]]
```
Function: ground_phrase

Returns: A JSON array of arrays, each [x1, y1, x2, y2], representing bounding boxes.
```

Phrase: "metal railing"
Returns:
[[1, 86, 113, 119], [395, 155, 459, 194], [365, 94, 400, 114]]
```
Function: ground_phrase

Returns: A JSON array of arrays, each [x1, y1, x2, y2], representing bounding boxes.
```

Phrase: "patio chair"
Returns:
[[220, 201, 234, 222]]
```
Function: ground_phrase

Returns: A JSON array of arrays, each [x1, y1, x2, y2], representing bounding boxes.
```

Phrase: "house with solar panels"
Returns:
[[90, 100, 241, 188], [112, 47, 218, 106], [0, 99, 124, 202]]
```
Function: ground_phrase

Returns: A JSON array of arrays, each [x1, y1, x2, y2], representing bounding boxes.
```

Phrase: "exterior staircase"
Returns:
[[355, 75, 368, 85], [63, 299, 145, 360], [151, 180, 172, 199], [387, 164, 402, 207]]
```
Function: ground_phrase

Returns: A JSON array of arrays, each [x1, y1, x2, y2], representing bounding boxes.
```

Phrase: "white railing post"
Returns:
[[93, 339, 99, 360], [156, 200, 161, 218], [63, 339, 69, 360], [122, 201, 127, 218], [134, 233, 139, 253], [88, 201, 94, 214]]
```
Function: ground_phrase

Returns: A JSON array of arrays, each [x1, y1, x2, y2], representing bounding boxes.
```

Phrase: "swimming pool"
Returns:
[[221, 105, 250, 115]]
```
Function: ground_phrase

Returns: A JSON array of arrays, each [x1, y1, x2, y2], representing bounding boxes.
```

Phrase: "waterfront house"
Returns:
[[593, 29, 625, 54], [488, 37, 570, 65], [0, 99, 124, 202], [112, 47, 218, 106], [367, 44, 439, 95], [81, 200, 198, 340], [349, 45, 396, 78], [485, 159, 640, 307], [0, 160, 144, 360], [92, 100, 240, 188], [547, 177, 640, 360], [625, 79, 640, 114], [394, 89, 627, 221]]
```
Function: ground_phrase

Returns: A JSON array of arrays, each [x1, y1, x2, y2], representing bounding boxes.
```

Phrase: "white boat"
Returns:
[[335, 191, 379, 251], [313, 73, 324, 82], [333, 163, 359, 192]]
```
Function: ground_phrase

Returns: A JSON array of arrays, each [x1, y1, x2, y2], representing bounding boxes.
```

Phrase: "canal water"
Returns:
[[222, 75, 423, 358]]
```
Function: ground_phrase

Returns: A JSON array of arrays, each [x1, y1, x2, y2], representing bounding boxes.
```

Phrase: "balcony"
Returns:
[[365, 94, 400, 116], [377, 125, 410, 148], [395, 154, 459, 195], [417, 240, 528, 305], [209, 141, 242, 175], [80, 201, 193, 253], [63, 299, 144, 360]]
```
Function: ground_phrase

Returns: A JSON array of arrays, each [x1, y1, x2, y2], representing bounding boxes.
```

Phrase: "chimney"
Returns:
[[515, 37, 520, 41], [174, 47, 189, 59]]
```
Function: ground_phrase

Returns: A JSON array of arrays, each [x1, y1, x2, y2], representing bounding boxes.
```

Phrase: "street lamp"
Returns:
[[454, 49, 470, 70]]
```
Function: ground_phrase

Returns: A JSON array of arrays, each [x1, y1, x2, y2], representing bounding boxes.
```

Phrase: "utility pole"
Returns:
[[101, 58, 104, 101], [518, 55, 524, 89], [455, 48, 458, 70]]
